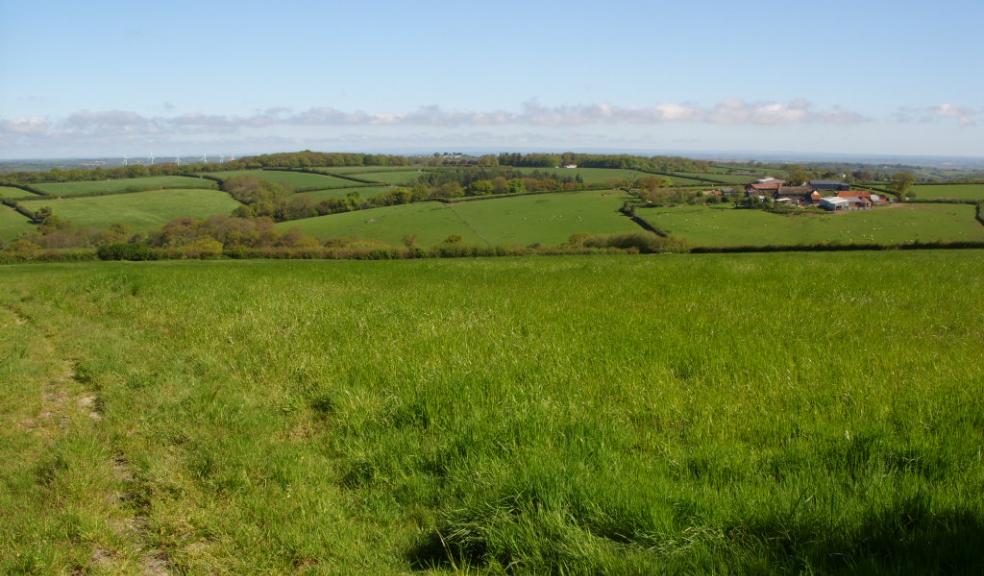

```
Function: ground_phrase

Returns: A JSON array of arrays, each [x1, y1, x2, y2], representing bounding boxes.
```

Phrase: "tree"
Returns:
[[891, 172, 916, 200]]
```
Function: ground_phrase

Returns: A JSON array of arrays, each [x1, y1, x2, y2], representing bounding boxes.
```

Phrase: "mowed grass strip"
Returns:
[[912, 183, 984, 201], [206, 169, 355, 190], [0, 186, 39, 200], [33, 175, 217, 197], [0, 253, 981, 573], [279, 189, 638, 246], [19, 189, 240, 232], [0, 204, 33, 239], [638, 204, 984, 246]]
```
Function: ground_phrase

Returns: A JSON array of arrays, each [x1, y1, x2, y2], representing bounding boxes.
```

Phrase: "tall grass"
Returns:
[[1, 252, 982, 574]]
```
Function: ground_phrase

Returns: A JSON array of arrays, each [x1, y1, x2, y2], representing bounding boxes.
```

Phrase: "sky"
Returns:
[[1, 0, 983, 159]]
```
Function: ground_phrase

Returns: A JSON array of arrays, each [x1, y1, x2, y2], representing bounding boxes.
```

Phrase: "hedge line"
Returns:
[[690, 240, 984, 254]]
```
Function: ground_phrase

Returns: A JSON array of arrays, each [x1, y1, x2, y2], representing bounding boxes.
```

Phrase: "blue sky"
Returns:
[[1, 0, 982, 158]]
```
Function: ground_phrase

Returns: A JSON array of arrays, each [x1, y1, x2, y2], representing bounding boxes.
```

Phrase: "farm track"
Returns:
[[5, 303, 170, 576]]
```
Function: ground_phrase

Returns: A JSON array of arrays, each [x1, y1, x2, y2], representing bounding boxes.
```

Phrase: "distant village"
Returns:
[[738, 177, 890, 211]]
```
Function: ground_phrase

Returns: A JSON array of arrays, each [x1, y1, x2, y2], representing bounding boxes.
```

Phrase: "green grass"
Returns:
[[672, 172, 755, 185], [206, 169, 356, 191], [347, 170, 428, 185], [294, 186, 396, 203], [911, 183, 984, 201], [0, 252, 982, 574], [513, 167, 703, 185], [0, 186, 39, 200], [0, 204, 33, 240], [32, 176, 217, 197], [279, 189, 638, 246], [312, 165, 428, 175], [19, 189, 241, 232], [638, 204, 984, 246]]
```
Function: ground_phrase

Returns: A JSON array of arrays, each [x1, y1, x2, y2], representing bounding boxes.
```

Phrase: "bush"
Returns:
[[97, 243, 156, 261]]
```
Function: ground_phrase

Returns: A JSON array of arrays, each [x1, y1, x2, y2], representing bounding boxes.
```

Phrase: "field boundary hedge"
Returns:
[[690, 240, 984, 254], [0, 182, 46, 196], [263, 167, 384, 187]]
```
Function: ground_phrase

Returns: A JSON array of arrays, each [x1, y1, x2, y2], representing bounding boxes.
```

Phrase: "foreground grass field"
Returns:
[[638, 204, 984, 246], [32, 176, 217, 197], [1, 253, 981, 574], [19, 189, 241, 232], [0, 185, 39, 199], [911, 183, 984, 201], [279, 189, 638, 246], [207, 169, 356, 191], [0, 204, 33, 239]]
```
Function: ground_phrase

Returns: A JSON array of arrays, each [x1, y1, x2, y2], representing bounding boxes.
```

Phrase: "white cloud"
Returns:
[[896, 103, 979, 126]]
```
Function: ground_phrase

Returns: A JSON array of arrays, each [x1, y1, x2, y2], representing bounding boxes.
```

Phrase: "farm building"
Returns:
[[774, 186, 813, 205], [746, 181, 783, 196], [836, 190, 889, 208], [810, 180, 851, 191], [819, 197, 850, 211]]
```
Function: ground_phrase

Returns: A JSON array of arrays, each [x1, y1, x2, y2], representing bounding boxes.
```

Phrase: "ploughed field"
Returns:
[[1, 252, 982, 574], [19, 189, 241, 232], [279, 189, 638, 246], [637, 203, 984, 247]]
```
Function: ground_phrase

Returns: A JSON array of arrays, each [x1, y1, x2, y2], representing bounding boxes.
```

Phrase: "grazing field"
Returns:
[[1, 253, 982, 574], [0, 186, 39, 199], [19, 189, 240, 232], [280, 189, 638, 246], [206, 169, 356, 191], [672, 172, 755, 185], [349, 170, 428, 185], [638, 204, 984, 246], [295, 186, 396, 202], [314, 165, 428, 175], [513, 167, 705, 186], [911, 183, 984, 201], [32, 176, 217, 197], [0, 204, 33, 239]]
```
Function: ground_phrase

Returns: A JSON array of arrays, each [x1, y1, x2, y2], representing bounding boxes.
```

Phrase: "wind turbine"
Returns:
[[123, 155, 128, 167], [175, 155, 181, 166], [149, 154, 155, 166], [202, 153, 208, 163]]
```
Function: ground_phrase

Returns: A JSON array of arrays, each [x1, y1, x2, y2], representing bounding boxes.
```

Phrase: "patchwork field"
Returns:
[[911, 183, 984, 201], [1, 253, 981, 574], [19, 189, 241, 232], [638, 204, 984, 246], [295, 186, 396, 203], [206, 170, 356, 191], [280, 189, 638, 246], [513, 167, 705, 185], [0, 186, 39, 200], [0, 204, 33, 240], [33, 176, 217, 197]]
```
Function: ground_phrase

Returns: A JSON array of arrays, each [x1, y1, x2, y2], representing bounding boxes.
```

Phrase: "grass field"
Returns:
[[911, 183, 984, 201], [0, 204, 33, 240], [20, 189, 241, 232], [1, 253, 982, 574], [32, 176, 218, 197], [513, 167, 706, 186], [280, 189, 638, 246], [349, 170, 428, 185], [206, 170, 357, 191], [0, 186, 39, 199], [295, 186, 396, 203], [637, 204, 984, 246], [314, 166, 428, 175], [672, 172, 755, 185]]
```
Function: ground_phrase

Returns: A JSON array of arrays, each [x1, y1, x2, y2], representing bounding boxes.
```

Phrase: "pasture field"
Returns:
[[32, 176, 217, 197], [19, 189, 240, 232], [637, 204, 984, 246], [206, 170, 356, 191], [1, 253, 982, 574], [280, 189, 637, 246], [0, 204, 33, 239], [0, 186, 39, 199], [672, 172, 755, 185], [911, 183, 984, 201], [349, 170, 429, 185], [314, 165, 428, 175], [513, 167, 706, 186], [295, 186, 396, 202]]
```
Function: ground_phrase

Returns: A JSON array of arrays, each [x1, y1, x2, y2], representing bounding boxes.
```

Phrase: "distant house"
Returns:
[[810, 180, 851, 191], [757, 176, 783, 184], [819, 197, 850, 211], [562, 164, 578, 169]]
